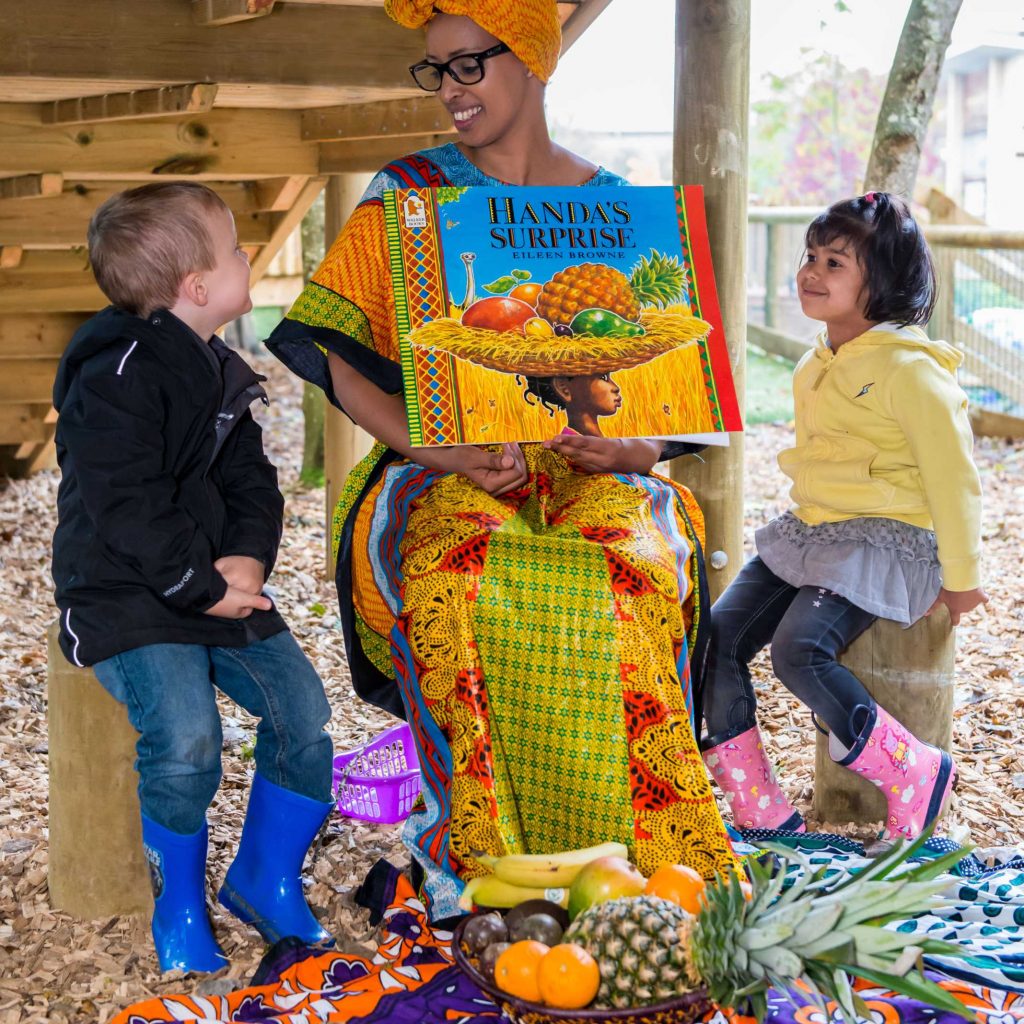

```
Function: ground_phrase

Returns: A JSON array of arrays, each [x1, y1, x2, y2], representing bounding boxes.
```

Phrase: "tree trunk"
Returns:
[[864, 0, 964, 197]]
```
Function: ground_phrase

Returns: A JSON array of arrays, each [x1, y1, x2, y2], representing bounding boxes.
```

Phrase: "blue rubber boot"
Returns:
[[217, 773, 335, 946], [141, 816, 228, 973]]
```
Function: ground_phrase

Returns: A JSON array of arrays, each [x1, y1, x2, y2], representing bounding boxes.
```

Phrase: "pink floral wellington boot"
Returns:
[[829, 703, 956, 839], [701, 723, 805, 831]]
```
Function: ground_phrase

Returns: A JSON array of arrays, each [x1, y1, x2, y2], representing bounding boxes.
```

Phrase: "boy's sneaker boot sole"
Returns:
[[141, 816, 228, 973], [701, 722, 806, 832], [218, 773, 335, 947]]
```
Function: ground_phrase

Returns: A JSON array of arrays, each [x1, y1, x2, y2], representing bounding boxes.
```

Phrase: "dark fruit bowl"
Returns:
[[451, 915, 713, 1024]]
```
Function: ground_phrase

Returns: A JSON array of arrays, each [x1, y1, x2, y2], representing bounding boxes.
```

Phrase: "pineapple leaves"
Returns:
[[836, 963, 975, 1020]]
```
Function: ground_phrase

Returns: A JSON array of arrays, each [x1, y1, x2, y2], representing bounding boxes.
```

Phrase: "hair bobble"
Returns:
[[863, 191, 877, 205]]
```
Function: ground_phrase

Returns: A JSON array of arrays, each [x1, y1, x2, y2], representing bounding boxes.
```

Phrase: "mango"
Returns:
[[569, 308, 645, 339]]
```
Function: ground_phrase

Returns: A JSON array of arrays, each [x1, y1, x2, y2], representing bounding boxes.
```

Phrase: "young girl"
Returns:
[[521, 371, 623, 436], [701, 192, 987, 840]]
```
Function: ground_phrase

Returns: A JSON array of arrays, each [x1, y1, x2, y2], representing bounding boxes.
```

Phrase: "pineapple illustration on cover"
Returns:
[[383, 184, 742, 446]]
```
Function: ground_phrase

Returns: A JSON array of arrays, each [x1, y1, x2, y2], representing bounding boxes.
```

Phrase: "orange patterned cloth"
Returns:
[[384, 0, 561, 81]]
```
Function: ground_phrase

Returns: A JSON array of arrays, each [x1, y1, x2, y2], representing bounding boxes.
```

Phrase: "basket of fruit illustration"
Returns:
[[410, 254, 712, 377], [451, 834, 972, 1024], [332, 722, 421, 824]]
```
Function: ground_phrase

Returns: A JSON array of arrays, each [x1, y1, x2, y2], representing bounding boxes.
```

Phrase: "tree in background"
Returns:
[[865, 0, 964, 195]]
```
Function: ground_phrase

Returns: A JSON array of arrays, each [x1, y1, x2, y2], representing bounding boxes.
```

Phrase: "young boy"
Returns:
[[51, 182, 335, 973]]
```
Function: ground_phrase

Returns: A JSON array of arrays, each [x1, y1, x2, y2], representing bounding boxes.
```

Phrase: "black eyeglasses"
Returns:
[[409, 43, 511, 92]]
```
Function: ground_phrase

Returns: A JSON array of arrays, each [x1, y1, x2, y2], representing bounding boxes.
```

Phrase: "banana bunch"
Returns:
[[459, 841, 628, 912]]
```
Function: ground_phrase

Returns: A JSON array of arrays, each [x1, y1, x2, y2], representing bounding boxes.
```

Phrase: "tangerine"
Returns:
[[644, 863, 707, 914], [537, 943, 601, 1009], [493, 940, 549, 1003], [510, 282, 543, 306]]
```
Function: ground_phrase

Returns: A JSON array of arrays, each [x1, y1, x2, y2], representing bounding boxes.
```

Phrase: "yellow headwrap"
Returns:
[[385, 0, 561, 83]]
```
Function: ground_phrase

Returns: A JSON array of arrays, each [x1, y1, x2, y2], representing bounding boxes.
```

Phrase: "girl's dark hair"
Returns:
[[804, 192, 936, 326], [519, 374, 564, 415]]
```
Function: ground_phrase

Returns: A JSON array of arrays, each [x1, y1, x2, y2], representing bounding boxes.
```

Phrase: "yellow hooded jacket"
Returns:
[[779, 322, 982, 592]]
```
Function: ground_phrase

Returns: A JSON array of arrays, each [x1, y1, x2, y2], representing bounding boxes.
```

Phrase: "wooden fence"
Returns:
[[746, 207, 1024, 421]]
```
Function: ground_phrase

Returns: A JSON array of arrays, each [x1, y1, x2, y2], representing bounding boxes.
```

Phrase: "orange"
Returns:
[[644, 863, 707, 914], [493, 940, 550, 1003], [538, 943, 601, 1009], [739, 880, 753, 902], [510, 282, 543, 306]]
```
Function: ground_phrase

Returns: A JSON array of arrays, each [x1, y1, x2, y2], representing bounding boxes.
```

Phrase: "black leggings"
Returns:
[[703, 556, 876, 748]]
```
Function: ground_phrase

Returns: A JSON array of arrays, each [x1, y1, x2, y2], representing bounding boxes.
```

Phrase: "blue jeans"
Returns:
[[94, 630, 333, 834], [704, 556, 876, 748]]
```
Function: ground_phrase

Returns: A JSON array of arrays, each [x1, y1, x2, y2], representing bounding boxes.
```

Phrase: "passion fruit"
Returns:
[[477, 940, 511, 981], [504, 898, 570, 933], [508, 912, 564, 946], [462, 912, 509, 954]]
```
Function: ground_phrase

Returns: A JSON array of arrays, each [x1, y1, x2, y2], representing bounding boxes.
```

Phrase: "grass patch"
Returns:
[[745, 347, 795, 424]]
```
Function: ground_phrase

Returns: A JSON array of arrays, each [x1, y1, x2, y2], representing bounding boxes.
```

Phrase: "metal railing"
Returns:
[[746, 208, 1024, 415]]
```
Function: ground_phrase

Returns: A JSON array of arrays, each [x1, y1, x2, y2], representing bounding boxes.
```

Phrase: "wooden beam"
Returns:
[[0, 246, 24, 269], [0, 2, 423, 91], [0, 184, 276, 247], [249, 176, 327, 282], [0, 252, 106, 314], [0, 314, 84, 357], [0, 357, 62, 404], [560, 0, 615, 51], [0, 105, 318, 180], [669, 0, 750, 603], [0, 404, 54, 444], [302, 96, 453, 142], [42, 84, 218, 126], [320, 133, 454, 174], [0, 173, 63, 200], [193, 0, 274, 25], [251, 176, 309, 212]]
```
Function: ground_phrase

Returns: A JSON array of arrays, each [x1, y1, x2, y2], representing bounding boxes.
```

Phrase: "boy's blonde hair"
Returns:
[[87, 182, 229, 318]]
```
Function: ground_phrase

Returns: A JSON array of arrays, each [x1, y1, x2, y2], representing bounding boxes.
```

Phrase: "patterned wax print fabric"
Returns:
[[112, 837, 1024, 1024], [266, 144, 739, 921]]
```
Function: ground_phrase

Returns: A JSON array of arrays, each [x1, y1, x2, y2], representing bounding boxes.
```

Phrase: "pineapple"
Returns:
[[535, 263, 640, 328], [535, 251, 688, 327], [566, 830, 972, 1022]]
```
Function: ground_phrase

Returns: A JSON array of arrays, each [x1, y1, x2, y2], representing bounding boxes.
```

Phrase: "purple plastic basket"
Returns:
[[332, 723, 421, 824]]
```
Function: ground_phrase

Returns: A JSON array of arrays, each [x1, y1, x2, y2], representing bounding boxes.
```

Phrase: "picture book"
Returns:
[[382, 184, 741, 447]]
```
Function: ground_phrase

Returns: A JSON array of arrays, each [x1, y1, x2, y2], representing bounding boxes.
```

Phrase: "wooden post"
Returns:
[[46, 623, 152, 918], [670, 0, 750, 602], [814, 613, 955, 825], [323, 173, 374, 576], [764, 223, 780, 329]]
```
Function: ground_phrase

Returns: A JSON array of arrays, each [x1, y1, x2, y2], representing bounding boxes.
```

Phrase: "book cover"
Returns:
[[383, 184, 741, 447]]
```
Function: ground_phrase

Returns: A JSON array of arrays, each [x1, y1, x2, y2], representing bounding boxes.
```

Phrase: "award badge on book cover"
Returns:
[[383, 185, 741, 446]]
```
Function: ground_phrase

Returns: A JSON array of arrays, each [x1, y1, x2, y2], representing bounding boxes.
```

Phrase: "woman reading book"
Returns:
[[266, 0, 738, 922]]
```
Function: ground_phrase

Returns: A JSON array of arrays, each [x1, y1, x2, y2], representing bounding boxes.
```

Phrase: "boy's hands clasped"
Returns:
[[206, 555, 272, 619]]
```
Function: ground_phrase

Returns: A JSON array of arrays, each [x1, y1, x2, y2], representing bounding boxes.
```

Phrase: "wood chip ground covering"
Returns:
[[0, 355, 1021, 1023]]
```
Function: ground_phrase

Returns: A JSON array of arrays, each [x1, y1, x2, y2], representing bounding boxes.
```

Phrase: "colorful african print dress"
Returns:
[[266, 144, 738, 921]]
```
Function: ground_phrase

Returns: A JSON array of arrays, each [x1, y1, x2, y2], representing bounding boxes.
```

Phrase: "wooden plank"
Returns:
[[560, 0, 614, 51], [0, 246, 23, 268], [0, 252, 106, 314], [251, 176, 309, 212], [302, 96, 453, 142], [193, 0, 274, 25], [0, 2, 422, 91], [970, 407, 1024, 440], [0, 314, 84, 356], [0, 173, 63, 200], [0, 404, 53, 444], [0, 184, 276, 247], [0, 105, 318, 180], [0, 357, 63, 403], [320, 133, 454, 174], [42, 84, 218, 126], [249, 176, 327, 282]]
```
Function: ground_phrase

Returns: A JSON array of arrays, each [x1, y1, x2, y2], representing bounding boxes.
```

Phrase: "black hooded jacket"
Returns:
[[51, 306, 287, 667]]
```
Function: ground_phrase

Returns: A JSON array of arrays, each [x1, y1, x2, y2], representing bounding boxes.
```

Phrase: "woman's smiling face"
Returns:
[[424, 14, 531, 148]]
